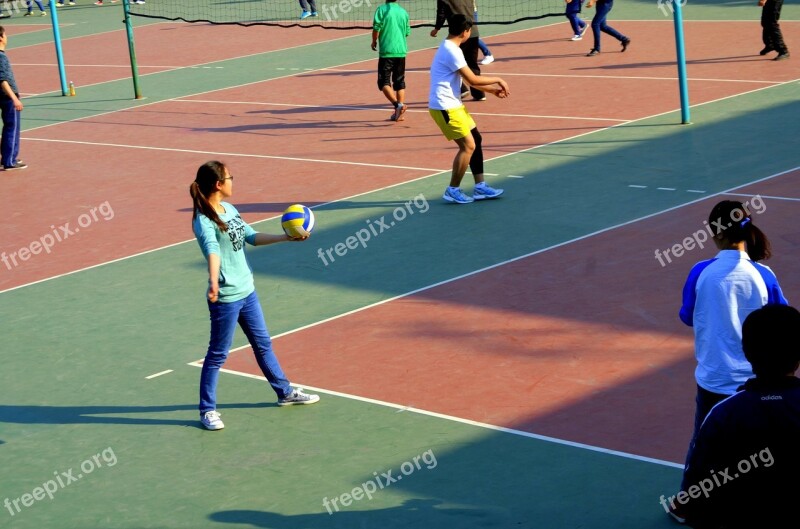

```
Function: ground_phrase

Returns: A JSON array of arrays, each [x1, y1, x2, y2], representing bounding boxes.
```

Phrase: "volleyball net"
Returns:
[[127, 0, 567, 30]]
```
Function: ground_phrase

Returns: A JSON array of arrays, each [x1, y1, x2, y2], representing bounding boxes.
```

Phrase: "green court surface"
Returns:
[[1, 2, 798, 528]]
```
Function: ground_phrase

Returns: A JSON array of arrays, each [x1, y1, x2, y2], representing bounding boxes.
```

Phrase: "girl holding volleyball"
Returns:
[[190, 160, 319, 431], [672, 199, 787, 520]]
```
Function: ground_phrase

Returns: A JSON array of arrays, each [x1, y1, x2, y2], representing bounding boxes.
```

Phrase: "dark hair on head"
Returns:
[[0, 27, 5, 38], [708, 200, 771, 261], [742, 304, 800, 377], [190, 160, 228, 231], [447, 14, 473, 36]]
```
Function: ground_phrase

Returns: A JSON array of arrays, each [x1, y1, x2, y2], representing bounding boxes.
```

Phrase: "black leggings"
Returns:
[[469, 127, 484, 176]]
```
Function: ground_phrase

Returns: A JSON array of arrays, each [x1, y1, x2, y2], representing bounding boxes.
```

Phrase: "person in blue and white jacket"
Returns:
[[679, 199, 788, 446]]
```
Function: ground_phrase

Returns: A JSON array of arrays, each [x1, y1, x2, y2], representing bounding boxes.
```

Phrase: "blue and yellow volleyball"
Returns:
[[281, 204, 315, 238]]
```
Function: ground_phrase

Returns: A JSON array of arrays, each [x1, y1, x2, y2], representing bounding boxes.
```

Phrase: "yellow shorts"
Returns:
[[429, 106, 476, 141]]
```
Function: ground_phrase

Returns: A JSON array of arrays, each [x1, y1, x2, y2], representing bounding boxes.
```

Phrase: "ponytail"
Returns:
[[744, 222, 771, 262], [708, 200, 772, 262], [190, 161, 228, 231]]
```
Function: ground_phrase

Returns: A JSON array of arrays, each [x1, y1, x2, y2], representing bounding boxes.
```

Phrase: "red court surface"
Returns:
[[0, 142, 428, 290], [225, 174, 800, 464], [7, 21, 797, 291]]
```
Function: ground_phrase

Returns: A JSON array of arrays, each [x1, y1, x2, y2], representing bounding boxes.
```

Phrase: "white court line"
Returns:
[[321, 67, 782, 85], [22, 137, 442, 172], [724, 192, 800, 202], [145, 369, 173, 380], [628, 184, 647, 188], [187, 363, 684, 469], [172, 98, 630, 123], [16, 63, 201, 69], [657, 187, 677, 191]]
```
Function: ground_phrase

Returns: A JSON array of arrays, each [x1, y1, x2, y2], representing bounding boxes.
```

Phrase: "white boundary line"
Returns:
[[145, 369, 173, 380], [724, 192, 800, 202], [322, 68, 783, 85], [171, 99, 630, 122], [186, 363, 684, 469], [21, 138, 444, 172]]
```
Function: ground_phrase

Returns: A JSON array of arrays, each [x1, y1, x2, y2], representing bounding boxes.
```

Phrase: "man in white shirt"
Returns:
[[428, 14, 509, 204]]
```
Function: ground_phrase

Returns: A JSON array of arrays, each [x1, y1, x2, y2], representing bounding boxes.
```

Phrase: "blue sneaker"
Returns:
[[472, 183, 504, 200], [300, 11, 311, 19], [310, 11, 318, 17], [443, 187, 474, 204]]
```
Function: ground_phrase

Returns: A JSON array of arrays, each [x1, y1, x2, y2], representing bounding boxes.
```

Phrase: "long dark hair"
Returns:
[[708, 200, 771, 261], [190, 161, 228, 231]]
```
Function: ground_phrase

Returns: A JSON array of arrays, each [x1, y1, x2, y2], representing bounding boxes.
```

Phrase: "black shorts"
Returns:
[[377, 57, 406, 91]]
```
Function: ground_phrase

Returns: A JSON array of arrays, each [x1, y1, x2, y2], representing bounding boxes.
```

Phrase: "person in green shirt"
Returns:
[[371, 0, 411, 122]]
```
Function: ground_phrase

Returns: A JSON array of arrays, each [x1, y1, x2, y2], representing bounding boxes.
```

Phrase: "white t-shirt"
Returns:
[[428, 39, 467, 111]]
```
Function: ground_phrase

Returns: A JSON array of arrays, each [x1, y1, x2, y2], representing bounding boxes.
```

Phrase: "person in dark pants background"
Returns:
[[431, 0, 486, 101], [0, 26, 25, 171], [584, 0, 629, 57], [759, 0, 789, 61]]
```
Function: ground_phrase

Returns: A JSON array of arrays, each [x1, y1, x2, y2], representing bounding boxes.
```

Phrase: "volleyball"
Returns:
[[281, 204, 315, 238]]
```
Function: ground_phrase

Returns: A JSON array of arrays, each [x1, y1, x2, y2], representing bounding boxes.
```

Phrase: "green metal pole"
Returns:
[[122, 0, 143, 99]]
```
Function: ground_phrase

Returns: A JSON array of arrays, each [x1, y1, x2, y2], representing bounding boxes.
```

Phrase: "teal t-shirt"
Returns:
[[193, 202, 257, 303], [373, 2, 410, 58]]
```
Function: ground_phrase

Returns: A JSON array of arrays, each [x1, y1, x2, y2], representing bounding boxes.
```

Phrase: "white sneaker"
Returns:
[[571, 35, 583, 41], [480, 55, 495, 65], [278, 388, 320, 406], [201, 410, 224, 430]]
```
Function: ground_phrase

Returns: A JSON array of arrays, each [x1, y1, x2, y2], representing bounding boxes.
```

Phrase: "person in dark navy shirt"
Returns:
[[665, 304, 800, 527]]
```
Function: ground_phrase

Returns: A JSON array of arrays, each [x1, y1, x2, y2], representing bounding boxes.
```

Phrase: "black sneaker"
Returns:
[[759, 46, 775, 56], [774, 52, 790, 61], [4, 162, 27, 171], [621, 38, 631, 52], [587, 49, 600, 56]]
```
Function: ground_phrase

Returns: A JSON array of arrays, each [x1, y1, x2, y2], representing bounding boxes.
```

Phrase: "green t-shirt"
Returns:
[[373, 2, 410, 58], [193, 202, 257, 303]]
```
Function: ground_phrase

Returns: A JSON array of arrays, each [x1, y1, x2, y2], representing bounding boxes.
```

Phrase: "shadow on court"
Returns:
[[0, 403, 279, 428]]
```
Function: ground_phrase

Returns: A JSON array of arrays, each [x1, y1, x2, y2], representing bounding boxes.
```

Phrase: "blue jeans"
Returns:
[[591, 0, 627, 51], [0, 97, 21, 168], [566, 2, 586, 35], [27, 1, 45, 11], [199, 291, 292, 413]]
